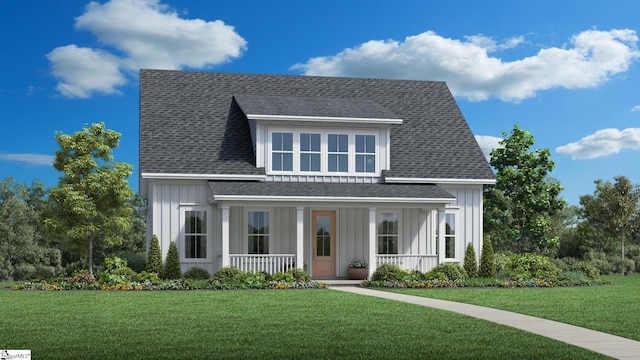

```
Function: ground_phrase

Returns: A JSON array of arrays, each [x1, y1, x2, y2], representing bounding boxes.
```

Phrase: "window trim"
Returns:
[[245, 209, 272, 255], [180, 205, 211, 262], [267, 127, 379, 176], [376, 210, 401, 255]]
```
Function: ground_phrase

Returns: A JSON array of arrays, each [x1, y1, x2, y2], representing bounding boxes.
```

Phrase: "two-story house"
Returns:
[[139, 69, 495, 279]]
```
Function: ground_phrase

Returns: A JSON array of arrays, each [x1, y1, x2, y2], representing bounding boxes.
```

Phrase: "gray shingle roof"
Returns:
[[140, 70, 494, 180], [209, 181, 455, 200], [234, 94, 401, 120]]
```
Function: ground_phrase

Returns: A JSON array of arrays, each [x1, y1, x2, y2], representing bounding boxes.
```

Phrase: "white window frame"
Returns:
[[180, 205, 211, 262], [377, 210, 401, 255], [245, 209, 272, 255], [267, 127, 379, 176]]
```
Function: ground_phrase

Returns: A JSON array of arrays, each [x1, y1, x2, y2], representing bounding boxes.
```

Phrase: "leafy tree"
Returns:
[[163, 241, 181, 279], [484, 125, 565, 253], [478, 236, 496, 278], [580, 176, 640, 260], [45, 123, 135, 276], [146, 235, 162, 274], [463, 243, 478, 278]]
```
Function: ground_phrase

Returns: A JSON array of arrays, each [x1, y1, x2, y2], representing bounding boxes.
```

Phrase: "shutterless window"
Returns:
[[377, 212, 398, 254], [328, 134, 348, 172], [445, 213, 456, 259], [272, 132, 293, 171], [185, 211, 207, 259], [300, 133, 321, 172], [355, 135, 375, 173], [248, 211, 269, 254]]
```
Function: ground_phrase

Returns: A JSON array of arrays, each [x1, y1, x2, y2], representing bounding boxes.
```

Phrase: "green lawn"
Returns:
[[389, 274, 640, 341], [0, 289, 608, 359]]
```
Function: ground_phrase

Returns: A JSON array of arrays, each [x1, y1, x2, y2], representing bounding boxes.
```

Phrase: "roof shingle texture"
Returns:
[[140, 69, 495, 180]]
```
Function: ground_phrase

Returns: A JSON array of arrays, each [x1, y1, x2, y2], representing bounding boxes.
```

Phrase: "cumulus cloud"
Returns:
[[293, 29, 639, 102], [474, 135, 503, 161], [631, 105, 640, 112], [0, 153, 55, 167], [48, 0, 247, 98], [556, 128, 640, 159]]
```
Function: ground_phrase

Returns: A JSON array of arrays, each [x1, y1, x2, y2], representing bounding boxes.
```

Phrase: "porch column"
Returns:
[[368, 207, 377, 278], [296, 207, 304, 270], [437, 207, 446, 264], [221, 205, 230, 267]]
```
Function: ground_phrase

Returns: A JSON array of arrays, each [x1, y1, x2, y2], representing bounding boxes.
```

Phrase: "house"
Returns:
[[139, 69, 495, 279]]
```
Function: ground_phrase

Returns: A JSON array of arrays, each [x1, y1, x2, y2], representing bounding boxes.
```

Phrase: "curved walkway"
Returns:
[[331, 286, 640, 360]]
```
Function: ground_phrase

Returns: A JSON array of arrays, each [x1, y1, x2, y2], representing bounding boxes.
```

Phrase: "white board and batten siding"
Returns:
[[439, 184, 484, 263]]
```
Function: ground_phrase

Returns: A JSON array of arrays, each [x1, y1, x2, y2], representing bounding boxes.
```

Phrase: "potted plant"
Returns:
[[348, 258, 369, 280]]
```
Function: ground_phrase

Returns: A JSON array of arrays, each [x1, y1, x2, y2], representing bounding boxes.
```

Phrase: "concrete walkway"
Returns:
[[331, 286, 640, 360]]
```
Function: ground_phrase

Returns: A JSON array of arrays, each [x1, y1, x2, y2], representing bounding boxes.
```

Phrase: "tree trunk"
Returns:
[[87, 238, 94, 276], [621, 231, 625, 260]]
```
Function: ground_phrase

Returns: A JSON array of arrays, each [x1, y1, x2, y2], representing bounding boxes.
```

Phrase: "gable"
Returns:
[[139, 70, 495, 181]]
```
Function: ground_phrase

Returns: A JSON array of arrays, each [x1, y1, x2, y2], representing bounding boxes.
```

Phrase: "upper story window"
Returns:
[[328, 134, 349, 173], [300, 133, 321, 172], [268, 128, 378, 176], [355, 135, 376, 173], [272, 132, 293, 171]]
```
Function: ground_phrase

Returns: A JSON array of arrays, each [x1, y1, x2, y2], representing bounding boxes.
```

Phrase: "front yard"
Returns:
[[1, 288, 610, 359]]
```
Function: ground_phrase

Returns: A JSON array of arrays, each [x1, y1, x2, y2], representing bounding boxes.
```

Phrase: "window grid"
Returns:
[[355, 134, 376, 173], [377, 212, 399, 254], [185, 210, 207, 259], [248, 211, 270, 254], [445, 213, 456, 259], [271, 132, 293, 171], [300, 133, 321, 172], [328, 134, 349, 173]]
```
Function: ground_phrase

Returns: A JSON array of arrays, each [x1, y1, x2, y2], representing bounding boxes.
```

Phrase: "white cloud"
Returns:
[[556, 128, 640, 159], [293, 29, 639, 102], [474, 135, 503, 161], [48, 0, 247, 98], [0, 153, 55, 167], [631, 105, 640, 112]]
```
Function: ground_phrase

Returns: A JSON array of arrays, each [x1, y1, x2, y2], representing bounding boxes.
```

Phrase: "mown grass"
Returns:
[[389, 274, 640, 341], [1, 289, 607, 359]]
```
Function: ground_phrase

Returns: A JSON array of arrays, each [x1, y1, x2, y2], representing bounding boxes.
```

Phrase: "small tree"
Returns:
[[479, 236, 497, 278], [146, 235, 162, 274], [163, 241, 181, 279], [463, 243, 478, 278]]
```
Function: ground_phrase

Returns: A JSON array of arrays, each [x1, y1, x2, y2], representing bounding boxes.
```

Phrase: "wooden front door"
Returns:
[[312, 211, 336, 278]]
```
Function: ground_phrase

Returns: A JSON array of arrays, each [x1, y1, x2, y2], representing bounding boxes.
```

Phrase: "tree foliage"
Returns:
[[146, 235, 162, 274], [45, 123, 135, 275], [478, 236, 496, 278], [463, 243, 478, 278], [163, 241, 181, 280], [484, 125, 565, 253], [579, 176, 640, 260]]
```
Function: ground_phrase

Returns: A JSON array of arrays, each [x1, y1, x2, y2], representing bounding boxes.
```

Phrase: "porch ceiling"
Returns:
[[208, 181, 456, 204]]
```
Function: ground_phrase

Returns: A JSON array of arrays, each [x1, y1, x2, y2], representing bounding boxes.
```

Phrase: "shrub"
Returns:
[[118, 251, 147, 273], [183, 267, 210, 280], [163, 241, 181, 280], [212, 266, 243, 283], [99, 257, 137, 286], [34, 265, 56, 280], [286, 268, 311, 282], [427, 263, 468, 281], [463, 243, 478, 278], [478, 236, 496, 278], [12, 263, 36, 281], [406, 269, 427, 281], [371, 263, 406, 282], [570, 261, 599, 280], [272, 271, 295, 282], [146, 235, 162, 274], [69, 271, 97, 285], [611, 258, 635, 275], [240, 271, 269, 288], [507, 254, 562, 281]]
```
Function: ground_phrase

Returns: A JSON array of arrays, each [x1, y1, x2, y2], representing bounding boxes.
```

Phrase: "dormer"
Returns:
[[233, 95, 402, 181]]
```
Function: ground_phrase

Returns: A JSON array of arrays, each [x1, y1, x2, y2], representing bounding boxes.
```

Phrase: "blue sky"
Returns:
[[1, 0, 639, 205]]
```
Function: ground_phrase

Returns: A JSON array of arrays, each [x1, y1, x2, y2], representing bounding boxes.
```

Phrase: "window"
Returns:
[[184, 210, 207, 259], [377, 212, 398, 254], [272, 132, 293, 171], [300, 133, 321, 172], [248, 211, 269, 254], [355, 135, 376, 173], [328, 134, 348, 172], [445, 213, 456, 259]]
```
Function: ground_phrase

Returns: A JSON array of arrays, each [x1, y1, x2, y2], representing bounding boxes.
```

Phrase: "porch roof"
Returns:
[[208, 181, 456, 204]]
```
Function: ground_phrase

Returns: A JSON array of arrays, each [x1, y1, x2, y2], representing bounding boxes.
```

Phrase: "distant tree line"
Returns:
[[485, 125, 640, 275]]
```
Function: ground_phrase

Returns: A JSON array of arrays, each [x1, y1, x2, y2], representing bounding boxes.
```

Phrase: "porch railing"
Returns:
[[229, 254, 296, 274], [376, 255, 438, 273]]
